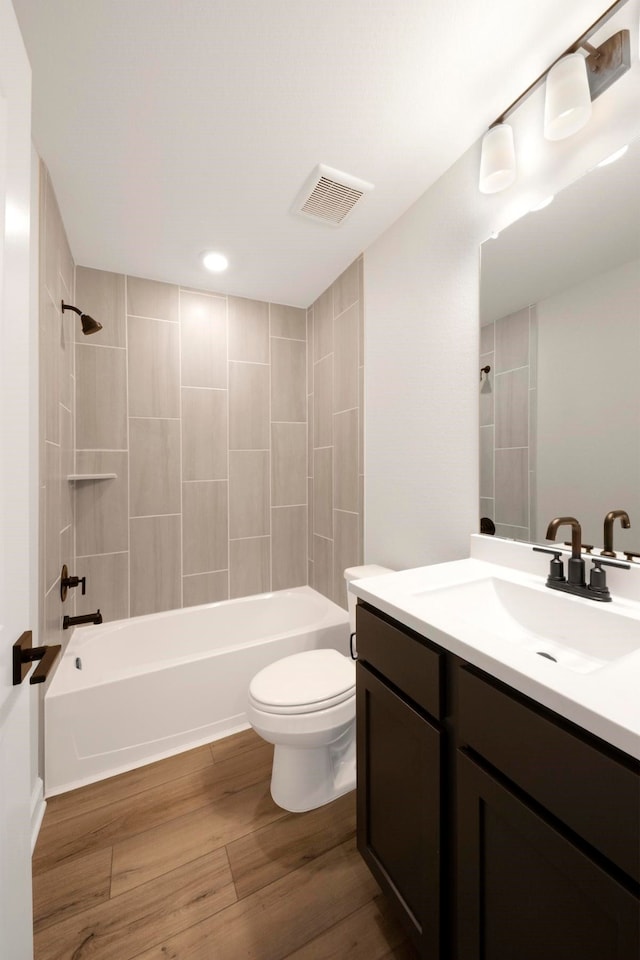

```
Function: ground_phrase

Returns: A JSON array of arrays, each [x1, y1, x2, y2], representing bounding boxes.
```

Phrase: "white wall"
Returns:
[[536, 258, 640, 549], [363, 40, 640, 569]]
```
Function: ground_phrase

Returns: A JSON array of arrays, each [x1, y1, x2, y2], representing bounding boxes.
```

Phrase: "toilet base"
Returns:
[[270, 727, 356, 812]]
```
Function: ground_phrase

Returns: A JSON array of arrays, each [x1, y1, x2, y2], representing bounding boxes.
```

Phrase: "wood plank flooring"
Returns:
[[33, 729, 415, 959]]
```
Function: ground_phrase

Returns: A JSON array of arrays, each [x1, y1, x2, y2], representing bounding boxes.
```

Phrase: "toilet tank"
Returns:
[[344, 565, 394, 634]]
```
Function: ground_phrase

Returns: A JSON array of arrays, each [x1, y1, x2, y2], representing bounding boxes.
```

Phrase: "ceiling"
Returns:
[[13, 0, 617, 306]]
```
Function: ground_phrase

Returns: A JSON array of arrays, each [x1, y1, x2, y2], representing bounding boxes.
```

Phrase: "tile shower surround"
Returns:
[[69, 258, 364, 621]]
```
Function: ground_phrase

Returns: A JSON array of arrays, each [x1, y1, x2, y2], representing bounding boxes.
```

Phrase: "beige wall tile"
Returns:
[[271, 422, 306, 506], [127, 275, 179, 321], [42, 296, 61, 444], [76, 267, 126, 348], [229, 451, 269, 539], [74, 553, 129, 624], [313, 447, 333, 538], [479, 353, 494, 428], [75, 452, 128, 556], [272, 507, 307, 591], [529, 306, 538, 388], [228, 296, 269, 362], [270, 304, 306, 340], [43, 581, 63, 649], [358, 366, 364, 476], [480, 497, 494, 521], [313, 288, 333, 361], [307, 396, 314, 475], [181, 388, 228, 481], [333, 410, 358, 513], [76, 343, 128, 449], [129, 419, 181, 517], [333, 302, 358, 413], [271, 338, 306, 422], [60, 300, 74, 413], [182, 481, 228, 576], [313, 355, 333, 448], [495, 308, 529, 372], [229, 538, 270, 598], [43, 171, 61, 303], [333, 261, 359, 317], [358, 259, 364, 367], [180, 291, 227, 389], [495, 447, 528, 527], [127, 316, 180, 419], [312, 535, 332, 600], [306, 308, 314, 379], [229, 362, 269, 450], [307, 477, 313, 561], [44, 441, 61, 594], [495, 367, 528, 448], [130, 515, 181, 616], [60, 405, 74, 531], [480, 321, 494, 355], [479, 425, 494, 499], [333, 511, 358, 607], [495, 523, 530, 539], [183, 571, 229, 608]]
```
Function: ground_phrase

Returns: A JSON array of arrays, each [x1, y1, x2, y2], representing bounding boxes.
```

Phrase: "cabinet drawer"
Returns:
[[356, 604, 442, 719], [458, 665, 640, 883]]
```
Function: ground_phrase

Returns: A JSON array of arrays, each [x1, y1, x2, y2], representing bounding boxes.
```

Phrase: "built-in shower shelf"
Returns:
[[67, 473, 117, 481]]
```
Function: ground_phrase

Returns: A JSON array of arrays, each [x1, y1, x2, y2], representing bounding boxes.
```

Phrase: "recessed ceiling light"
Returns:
[[202, 251, 229, 272], [596, 144, 628, 167]]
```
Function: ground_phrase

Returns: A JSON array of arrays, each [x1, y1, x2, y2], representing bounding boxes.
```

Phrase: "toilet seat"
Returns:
[[249, 649, 355, 715]]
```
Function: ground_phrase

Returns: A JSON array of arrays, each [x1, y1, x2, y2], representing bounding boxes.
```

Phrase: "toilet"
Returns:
[[247, 565, 392, 812]]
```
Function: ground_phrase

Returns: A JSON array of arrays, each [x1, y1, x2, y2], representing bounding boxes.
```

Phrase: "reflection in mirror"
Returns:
[[479, 137, 640, 554]]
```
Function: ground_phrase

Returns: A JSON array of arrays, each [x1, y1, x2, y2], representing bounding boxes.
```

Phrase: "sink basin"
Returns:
[[410, 577, 640, 673]]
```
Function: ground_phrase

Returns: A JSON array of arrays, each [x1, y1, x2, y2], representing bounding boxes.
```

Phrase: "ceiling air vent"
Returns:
[[294, 164, 374, 226]]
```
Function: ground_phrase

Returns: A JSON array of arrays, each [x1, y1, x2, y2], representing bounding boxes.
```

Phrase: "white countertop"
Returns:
[[350, 537, 640, 761]]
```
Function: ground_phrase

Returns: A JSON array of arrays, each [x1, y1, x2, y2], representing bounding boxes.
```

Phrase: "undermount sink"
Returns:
[[410, 577, 640, 674]]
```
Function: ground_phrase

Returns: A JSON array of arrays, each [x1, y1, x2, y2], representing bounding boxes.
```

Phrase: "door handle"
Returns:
[[12, 631, 61, 685]]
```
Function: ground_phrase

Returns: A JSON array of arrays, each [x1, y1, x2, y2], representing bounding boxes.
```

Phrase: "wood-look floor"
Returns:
[[33, 729, 415, 959]]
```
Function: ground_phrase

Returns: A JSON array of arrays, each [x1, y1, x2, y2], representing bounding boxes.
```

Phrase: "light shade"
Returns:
[[202, 251, 229, 272], [544, 53, 592, 141], [479, 123, 516, 195]]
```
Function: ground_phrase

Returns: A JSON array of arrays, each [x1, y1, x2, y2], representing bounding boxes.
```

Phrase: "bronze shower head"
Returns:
[[61, 301, 103, 335]]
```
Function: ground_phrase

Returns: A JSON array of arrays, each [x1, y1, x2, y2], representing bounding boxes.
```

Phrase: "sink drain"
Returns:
[[536, 651, 557, 662]]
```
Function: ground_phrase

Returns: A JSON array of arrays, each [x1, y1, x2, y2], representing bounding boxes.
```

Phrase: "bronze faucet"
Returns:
[[601, 510, 630, 558], [545, 517, 585, 586]]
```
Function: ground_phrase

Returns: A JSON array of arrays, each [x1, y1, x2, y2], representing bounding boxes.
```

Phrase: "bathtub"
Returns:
[[44, 586, 350, 796]]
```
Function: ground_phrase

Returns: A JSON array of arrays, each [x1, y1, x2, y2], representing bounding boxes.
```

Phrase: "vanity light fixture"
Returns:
[[479, 0, 631, 194], [202, 251, 229, 273], [596, 143, 629, 165]]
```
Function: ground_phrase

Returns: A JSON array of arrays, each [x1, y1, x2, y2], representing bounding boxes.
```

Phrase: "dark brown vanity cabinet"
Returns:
[[356, 604, 443, 958], [355, 602, 640, 960]]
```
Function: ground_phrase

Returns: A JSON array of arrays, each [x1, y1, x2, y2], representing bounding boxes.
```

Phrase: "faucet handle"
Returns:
[[532, 547, 566, 583]]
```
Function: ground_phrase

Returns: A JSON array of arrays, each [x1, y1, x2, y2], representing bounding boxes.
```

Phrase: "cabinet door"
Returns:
[[457, 750, 640, 960], [357, 662, 441, 958]]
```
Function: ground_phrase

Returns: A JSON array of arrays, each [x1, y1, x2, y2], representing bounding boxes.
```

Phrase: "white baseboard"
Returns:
[[30, 776, 46, 854]]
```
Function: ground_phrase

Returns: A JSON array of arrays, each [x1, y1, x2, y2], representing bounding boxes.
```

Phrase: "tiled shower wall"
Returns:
[[73, 270, 310, 620], [39, 163, 77, 647], [307, 257, 364, 605], [479, 306, 536, 541]]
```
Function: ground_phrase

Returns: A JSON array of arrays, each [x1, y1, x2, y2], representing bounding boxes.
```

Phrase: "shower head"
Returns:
[[61, 301, 103, 336]]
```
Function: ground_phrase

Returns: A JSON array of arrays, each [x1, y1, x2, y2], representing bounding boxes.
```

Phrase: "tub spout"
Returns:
[[63, 609, 102, 630]]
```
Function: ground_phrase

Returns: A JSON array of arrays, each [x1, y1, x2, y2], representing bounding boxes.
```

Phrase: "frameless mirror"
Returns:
[[479, 137, 640, 553]]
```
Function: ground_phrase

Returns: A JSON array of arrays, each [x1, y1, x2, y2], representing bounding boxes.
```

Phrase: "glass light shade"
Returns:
[[544, 53, 592, 141], [479, 123, 516, 194]]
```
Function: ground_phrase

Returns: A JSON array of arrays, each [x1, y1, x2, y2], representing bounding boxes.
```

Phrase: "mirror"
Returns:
[[479, 137, 640, 554]]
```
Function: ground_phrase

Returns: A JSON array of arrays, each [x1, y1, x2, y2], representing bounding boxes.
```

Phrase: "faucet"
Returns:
[[534, 517, 630, 602], [63, 609, 102, 630], [545, 516, 585, 586], [601, 510, 630, 558]]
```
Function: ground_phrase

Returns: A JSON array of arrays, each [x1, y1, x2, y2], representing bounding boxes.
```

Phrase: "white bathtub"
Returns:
[[44, 586, 350, 796]]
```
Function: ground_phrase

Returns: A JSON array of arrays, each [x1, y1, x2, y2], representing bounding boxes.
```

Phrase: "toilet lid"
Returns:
[[249, 649, 355, 713]]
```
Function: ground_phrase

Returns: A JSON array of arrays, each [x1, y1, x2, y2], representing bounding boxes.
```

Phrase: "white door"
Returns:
[[0, 0, 35, 956]]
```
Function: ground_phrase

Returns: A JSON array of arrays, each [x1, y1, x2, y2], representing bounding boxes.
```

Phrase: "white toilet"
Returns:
[[247, 565, 392, 812]]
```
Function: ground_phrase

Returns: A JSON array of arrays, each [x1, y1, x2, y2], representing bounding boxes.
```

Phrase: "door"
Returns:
[[456, 750, 640, 960], [356, 662, 441, 958], [0, 1, 35, 956]]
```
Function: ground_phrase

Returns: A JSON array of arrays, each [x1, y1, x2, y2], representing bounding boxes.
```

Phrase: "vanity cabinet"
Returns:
[[356, 604, 443, 958], [355, 602, 640, 960]]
